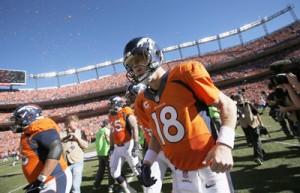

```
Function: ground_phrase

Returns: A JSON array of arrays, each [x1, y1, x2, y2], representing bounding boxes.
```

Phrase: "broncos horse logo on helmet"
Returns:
[[123, 37, 163, 85], [125, 83, 147, 108], [10, 104, 43, 133], [108, 95, 124, 115]]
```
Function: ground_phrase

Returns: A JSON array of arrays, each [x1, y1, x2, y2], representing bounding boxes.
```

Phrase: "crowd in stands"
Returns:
[[0, 73, 130, 104], [222, 79, 270, 106], [167, 21, 300, 67], [1, 21, 299, 160], [210, 44, 300, 82], [0, 131, 20, 160]]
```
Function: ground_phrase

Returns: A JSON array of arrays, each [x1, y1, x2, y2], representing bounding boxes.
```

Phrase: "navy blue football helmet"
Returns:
[[123, 37, 163, 84], [10, 104, 42, 132], [125, 83, 147, 107], [108, 95, 123, 113]]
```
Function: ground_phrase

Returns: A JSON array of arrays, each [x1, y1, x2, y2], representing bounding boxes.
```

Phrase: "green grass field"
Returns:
[[1, 112, 300, 193]]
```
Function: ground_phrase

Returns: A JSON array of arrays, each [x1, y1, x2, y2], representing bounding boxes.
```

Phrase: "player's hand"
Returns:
[[137, 164, 157, 187], [202, 143, 233, 173], [132, 141, 140, 157], [23, 179, 44, 193], [286, 72, 298, 86]]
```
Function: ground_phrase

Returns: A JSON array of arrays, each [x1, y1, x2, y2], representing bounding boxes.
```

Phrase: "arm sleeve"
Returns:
[[34, 129, 63, 160], [36, 129, 61, 147], [46, 139, 63, 160]]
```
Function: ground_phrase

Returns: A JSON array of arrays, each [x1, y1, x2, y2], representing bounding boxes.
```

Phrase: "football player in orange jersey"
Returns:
[[108, 96, 141, 193], [125, 83, 176, 193], [10, 105, 72, 193], [123, 37, 237, 193]]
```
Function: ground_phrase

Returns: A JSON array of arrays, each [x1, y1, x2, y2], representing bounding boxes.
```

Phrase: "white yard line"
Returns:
[[235, 133, 300, 147], [8, 184, 26, 193], [2, 170, 23, 175]]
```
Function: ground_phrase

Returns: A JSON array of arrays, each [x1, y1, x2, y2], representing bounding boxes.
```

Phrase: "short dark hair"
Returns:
[[102, 119, 109, 127]]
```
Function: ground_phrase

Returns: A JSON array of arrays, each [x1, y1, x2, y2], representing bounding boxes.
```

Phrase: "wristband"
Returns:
[[134, 141, 140, 148], [143, 149, 158, 166], [37, 174, 47, 182], [216, 126, 235, 149]]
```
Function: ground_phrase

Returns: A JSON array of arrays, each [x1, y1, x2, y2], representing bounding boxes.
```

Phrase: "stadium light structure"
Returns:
[[35, 72, 57, 78], [25, 4, 297, 89], [77, 65, 96, 72], [219, 29, 238, 38]]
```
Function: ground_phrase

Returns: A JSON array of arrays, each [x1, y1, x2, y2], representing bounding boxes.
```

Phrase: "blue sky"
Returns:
[[1, 0, 300, 89]]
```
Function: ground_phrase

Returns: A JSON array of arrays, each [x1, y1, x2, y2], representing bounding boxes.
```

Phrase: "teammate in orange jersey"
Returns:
[[108, 96, 140, 193], [10, 104, 72, 193], [125, 83, 176, 193], [123, 37, 237, 193]]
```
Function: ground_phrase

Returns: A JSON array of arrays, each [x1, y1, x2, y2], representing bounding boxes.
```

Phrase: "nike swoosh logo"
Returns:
[[205, 184, 216, 188]]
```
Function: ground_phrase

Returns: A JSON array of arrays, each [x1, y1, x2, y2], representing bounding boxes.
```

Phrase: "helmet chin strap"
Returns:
[[138, 71, 152, 85], [11, 124, 28, 133], [138, 65, 158, 85], [109, 109, 118, 116]]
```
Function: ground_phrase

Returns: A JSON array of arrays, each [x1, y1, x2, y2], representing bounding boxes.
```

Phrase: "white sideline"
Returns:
[[8, 184, 26, 193], [235, 133, 300, 147]]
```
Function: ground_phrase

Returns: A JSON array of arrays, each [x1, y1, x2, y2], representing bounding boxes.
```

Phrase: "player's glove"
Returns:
[[132, 141, 140, 157], [23, 179, 44, 193], [137, 164, 157, 187]]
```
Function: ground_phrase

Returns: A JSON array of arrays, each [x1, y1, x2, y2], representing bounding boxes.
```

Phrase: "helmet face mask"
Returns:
[[124, 52, 151, 69], [123, 37, 163, 85], [10, 105, 42, 133]]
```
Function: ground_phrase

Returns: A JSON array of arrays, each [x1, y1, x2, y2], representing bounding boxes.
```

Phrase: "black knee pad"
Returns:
[[116, 175, 125, 184]]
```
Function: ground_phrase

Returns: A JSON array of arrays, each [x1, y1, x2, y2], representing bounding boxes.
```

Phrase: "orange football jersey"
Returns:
[[134, 61, 220, 171], [109, 106, 134, 145], [20, 117, 68, 183]]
